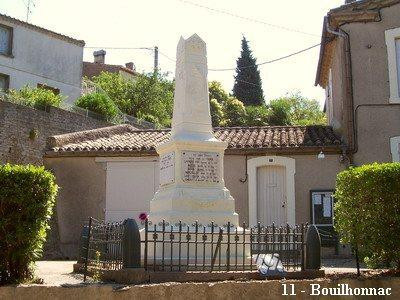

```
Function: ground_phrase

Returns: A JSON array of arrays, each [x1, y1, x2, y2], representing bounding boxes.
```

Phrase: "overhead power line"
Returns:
[[209, 42, 321, 71], [176, 0, 320, 37], [84, 46, 153, 50]]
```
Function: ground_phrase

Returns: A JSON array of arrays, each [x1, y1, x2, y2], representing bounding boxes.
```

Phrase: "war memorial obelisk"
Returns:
[[149, 34, 239, 227]]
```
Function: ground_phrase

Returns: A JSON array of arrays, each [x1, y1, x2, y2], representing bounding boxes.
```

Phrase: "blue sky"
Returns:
[[1, 0, 345, 106]]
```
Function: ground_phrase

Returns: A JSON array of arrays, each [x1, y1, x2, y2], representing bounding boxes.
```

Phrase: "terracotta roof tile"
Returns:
[[46, 124, 343, 156]]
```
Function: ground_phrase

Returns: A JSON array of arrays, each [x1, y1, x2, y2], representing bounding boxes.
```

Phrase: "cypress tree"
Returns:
[[233, 37, 264, 106]]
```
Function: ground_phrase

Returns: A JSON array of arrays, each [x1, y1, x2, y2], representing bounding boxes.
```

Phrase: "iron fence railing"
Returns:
[[143, 220, 306, 272], [81, 218, 310, 280], [81, 218, 124, 281]]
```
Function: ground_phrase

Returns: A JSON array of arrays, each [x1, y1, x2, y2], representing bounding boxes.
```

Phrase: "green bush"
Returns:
[[210, 98, 224, 127], [75, 92, 119, 121], [334, 163, 400, 269], [245, 105, 271, 126], [223, 97, 247, 127], [8, 86, 63, 108], [0, 164, 58, 284]]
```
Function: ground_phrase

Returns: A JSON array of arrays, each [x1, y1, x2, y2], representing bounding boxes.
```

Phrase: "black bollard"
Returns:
[[123, 218, 141, 268], [305, 225, 321, 270]]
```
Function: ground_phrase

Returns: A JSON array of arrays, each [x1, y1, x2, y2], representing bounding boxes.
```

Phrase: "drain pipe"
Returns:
[[325, 17, 355, 165]]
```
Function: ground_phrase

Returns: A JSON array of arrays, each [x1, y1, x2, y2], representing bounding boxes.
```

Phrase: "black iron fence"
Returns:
[[80, 218, 124, 281], [143, 220, 306, 272], [80, 218, 319, 280]]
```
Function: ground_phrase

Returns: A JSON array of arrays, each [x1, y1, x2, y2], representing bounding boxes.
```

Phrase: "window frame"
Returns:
[[0, 72, 10, 92], [0, 23, 13, 57], [390, 136, 400, 162], [385, 27, 400, 103]]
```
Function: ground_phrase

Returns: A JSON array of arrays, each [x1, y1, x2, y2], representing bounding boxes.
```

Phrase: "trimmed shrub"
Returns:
[[334, 163, 400, 269], [75, 92, 119, 121], [8, 86, 63, 108], [0, 164, 58, 284]]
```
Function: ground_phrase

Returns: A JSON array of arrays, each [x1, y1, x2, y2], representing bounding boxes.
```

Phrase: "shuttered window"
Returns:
[[0, 24, 12, 56]]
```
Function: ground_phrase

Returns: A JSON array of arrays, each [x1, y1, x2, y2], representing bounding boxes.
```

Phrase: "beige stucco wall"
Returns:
[[44, 157, 106, 258], [225, 154, 344, 225], [44, 153, 344, 258], [328, 3, 400, 165]]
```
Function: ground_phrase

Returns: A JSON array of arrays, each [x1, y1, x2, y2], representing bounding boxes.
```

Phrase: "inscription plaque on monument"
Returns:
[[182, 151, 220, 183], [160, 152, 175, 185]]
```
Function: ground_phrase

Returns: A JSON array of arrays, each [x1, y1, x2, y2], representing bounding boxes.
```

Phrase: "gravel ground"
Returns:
[[33, 259, 367, 286]]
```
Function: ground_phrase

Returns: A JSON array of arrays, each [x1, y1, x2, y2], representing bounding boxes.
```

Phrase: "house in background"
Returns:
[[316, 0, 400, 165], [83, 50, 137, 81], [44, 124, 345, 258], [0, 13, 84, 105]]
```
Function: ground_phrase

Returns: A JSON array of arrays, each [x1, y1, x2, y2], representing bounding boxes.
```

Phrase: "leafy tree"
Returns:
[[75, 93, 119, 121], [223, 97, 247, 127], [210, 98, 224, 127], [92, 71, 174, 127], [233, 37, 264, 106], [8, 86, 63, 108], [245, 105, 271, 126], [209, 81, 229, 104], [90, 72, 132, 114], [268, 93, 326, 126]]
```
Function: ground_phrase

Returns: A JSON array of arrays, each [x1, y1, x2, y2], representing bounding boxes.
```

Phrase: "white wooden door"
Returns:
[[105, 160, 159, 223], [256, 165, 287, 226]]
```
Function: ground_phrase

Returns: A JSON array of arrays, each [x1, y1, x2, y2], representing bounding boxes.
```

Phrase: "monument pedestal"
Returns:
[[150, 139, 239, 227]]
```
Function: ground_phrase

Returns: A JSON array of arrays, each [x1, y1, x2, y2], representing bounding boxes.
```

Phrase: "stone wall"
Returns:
[[0, 100, 110, 259], [0, 100, 110, 165]]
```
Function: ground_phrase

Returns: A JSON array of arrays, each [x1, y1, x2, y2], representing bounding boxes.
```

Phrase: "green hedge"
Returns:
[[0, 164, 58, 284], [75, 92, 119, 121], [335, 163, 400, 269]]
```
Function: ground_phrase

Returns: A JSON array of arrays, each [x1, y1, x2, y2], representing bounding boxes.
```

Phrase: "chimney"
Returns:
[[125, 62, 135, 71], [93, 50, 106, 64]]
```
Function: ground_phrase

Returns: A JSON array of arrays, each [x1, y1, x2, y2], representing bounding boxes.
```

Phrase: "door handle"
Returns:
[[282, 201, 286, 208]]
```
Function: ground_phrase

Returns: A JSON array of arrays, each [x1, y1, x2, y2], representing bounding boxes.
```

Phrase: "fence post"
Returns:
[[78, 225, 89, 264], [123, 218, 141, 268], [83, 217, 93, 282], [305, 225, 321, 270]]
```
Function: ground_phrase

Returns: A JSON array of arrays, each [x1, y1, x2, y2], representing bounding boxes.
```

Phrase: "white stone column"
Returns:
[[149, 34, 239, 228]]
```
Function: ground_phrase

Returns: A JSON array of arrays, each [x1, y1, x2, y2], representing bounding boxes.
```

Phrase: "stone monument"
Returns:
[[149, 34, 239, 227]]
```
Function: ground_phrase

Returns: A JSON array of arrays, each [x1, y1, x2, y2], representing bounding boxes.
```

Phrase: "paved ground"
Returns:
[[34, 259, 366, 286], [34, 261, 83, 286]]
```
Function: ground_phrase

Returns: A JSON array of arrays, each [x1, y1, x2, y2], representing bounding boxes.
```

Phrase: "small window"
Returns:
[[37, 83, 60, 95], [0, 73, 10, 92], [390, 136, 400, 162], [385, 27, 400, 103], [0, 24, 13, 56]]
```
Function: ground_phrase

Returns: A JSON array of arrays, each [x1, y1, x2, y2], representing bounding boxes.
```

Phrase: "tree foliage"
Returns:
[[209, 81, 229, 104], [8, 86, 63, 108], [210, 98, 224, 127], [0, 164, 58, 284], [335, 163, 400, 269], [92, 71, 174, 127], [75, 92, 119, 121], [269, 93, 326, 126], [233, 37, 264, 106], [223, 97, 247, 127]]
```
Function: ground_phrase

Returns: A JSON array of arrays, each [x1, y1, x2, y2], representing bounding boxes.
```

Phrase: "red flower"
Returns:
[[139, 213, 148, 221]]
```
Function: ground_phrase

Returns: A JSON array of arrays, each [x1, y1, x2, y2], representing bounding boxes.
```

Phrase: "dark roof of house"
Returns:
[[83, 62, 137, 79], [315, 0, 400, 87], [0, 13, 85, 46], [45, 124, 343, 157]]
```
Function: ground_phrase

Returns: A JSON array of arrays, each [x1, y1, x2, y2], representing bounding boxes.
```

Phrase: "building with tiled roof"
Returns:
[[46, 124, 343, 156], [44, 124, 346, 258], [0, 13, 84, 105], [82, 50, 137, 81]]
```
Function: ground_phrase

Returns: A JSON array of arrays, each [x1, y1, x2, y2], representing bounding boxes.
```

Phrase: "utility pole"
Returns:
[[25, 0, 36, 22], [154, 46, 159, 73]]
